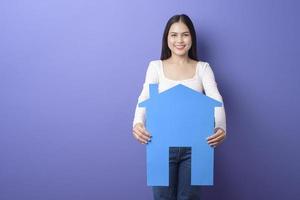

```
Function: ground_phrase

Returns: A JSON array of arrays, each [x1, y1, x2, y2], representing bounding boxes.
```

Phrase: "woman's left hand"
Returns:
[[206, 128, 226, 148]]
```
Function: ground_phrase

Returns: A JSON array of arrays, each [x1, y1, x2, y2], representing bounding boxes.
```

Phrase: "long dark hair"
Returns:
[[160, 14, 198, 61]]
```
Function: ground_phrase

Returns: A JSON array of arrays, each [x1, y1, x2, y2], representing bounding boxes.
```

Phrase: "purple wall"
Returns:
[[1, 0, 299, 199]]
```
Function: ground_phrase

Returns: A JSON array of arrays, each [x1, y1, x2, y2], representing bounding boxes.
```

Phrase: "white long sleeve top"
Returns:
[[132, 60, 227, 133]]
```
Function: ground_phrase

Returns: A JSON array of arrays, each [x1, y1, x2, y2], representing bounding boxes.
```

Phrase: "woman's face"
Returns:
[[167, 22, 192, 57]]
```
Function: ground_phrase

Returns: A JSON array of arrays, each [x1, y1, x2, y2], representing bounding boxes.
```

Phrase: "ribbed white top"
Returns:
[[133, 60, 227, 133]]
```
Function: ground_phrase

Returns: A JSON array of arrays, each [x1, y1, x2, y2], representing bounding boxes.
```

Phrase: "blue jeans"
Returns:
[[152, 147, 202, 200]]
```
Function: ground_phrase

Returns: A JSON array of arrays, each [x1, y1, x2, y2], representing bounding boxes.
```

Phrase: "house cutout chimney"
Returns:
[[149, 84, 158, 98]]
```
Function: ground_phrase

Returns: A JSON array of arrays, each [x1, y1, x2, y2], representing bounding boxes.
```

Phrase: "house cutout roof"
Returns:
[[138, 83, 222, 186], [139, 83, 221, 108]]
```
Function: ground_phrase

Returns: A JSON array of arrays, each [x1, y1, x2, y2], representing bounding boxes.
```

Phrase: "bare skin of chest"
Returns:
[[162, 60, 198, 81]]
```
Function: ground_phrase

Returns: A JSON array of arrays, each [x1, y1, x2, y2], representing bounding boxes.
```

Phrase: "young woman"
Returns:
[[132, 14, 227, 200]]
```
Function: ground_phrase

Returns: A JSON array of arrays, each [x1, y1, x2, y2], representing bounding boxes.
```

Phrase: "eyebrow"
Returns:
[[170, 31, 190, 34]]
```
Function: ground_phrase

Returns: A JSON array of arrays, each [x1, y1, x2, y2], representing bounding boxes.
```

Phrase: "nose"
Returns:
[[176, 36, 184, 42]]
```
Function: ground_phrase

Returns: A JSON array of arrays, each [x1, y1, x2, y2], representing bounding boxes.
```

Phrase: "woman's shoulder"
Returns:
[[197, 60, 214, 74], [196, 59, 209, 67], [144, 60, 161, 82], [196, 60, 214, 79], [147, 60, 162, 72], [148, 59, 161, 66]]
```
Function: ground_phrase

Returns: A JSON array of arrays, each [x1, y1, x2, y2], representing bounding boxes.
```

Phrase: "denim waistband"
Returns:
[[169, 146, 191, 152]]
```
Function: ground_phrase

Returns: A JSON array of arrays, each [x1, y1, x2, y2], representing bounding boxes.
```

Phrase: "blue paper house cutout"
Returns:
[[138, 83, 222, 186]]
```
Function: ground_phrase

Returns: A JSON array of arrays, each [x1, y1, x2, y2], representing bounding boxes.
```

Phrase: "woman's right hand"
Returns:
[[132, 122, 152, 144]]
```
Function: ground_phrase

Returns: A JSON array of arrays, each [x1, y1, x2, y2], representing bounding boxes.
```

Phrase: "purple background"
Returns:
[[0, 0, 299, 199]]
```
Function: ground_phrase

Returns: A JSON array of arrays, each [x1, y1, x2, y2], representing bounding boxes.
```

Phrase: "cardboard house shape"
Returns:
[[138, 83, 222, 186]]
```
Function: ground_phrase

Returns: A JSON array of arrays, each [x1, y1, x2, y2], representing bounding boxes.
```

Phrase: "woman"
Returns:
[[132, 14, 227, 200]]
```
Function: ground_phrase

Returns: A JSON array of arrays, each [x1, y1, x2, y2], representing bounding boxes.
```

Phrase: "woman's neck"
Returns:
[[167, 54, 191, 65]]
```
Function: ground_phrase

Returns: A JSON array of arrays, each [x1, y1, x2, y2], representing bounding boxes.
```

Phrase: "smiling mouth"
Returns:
[[175, 45, 185, 50]]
